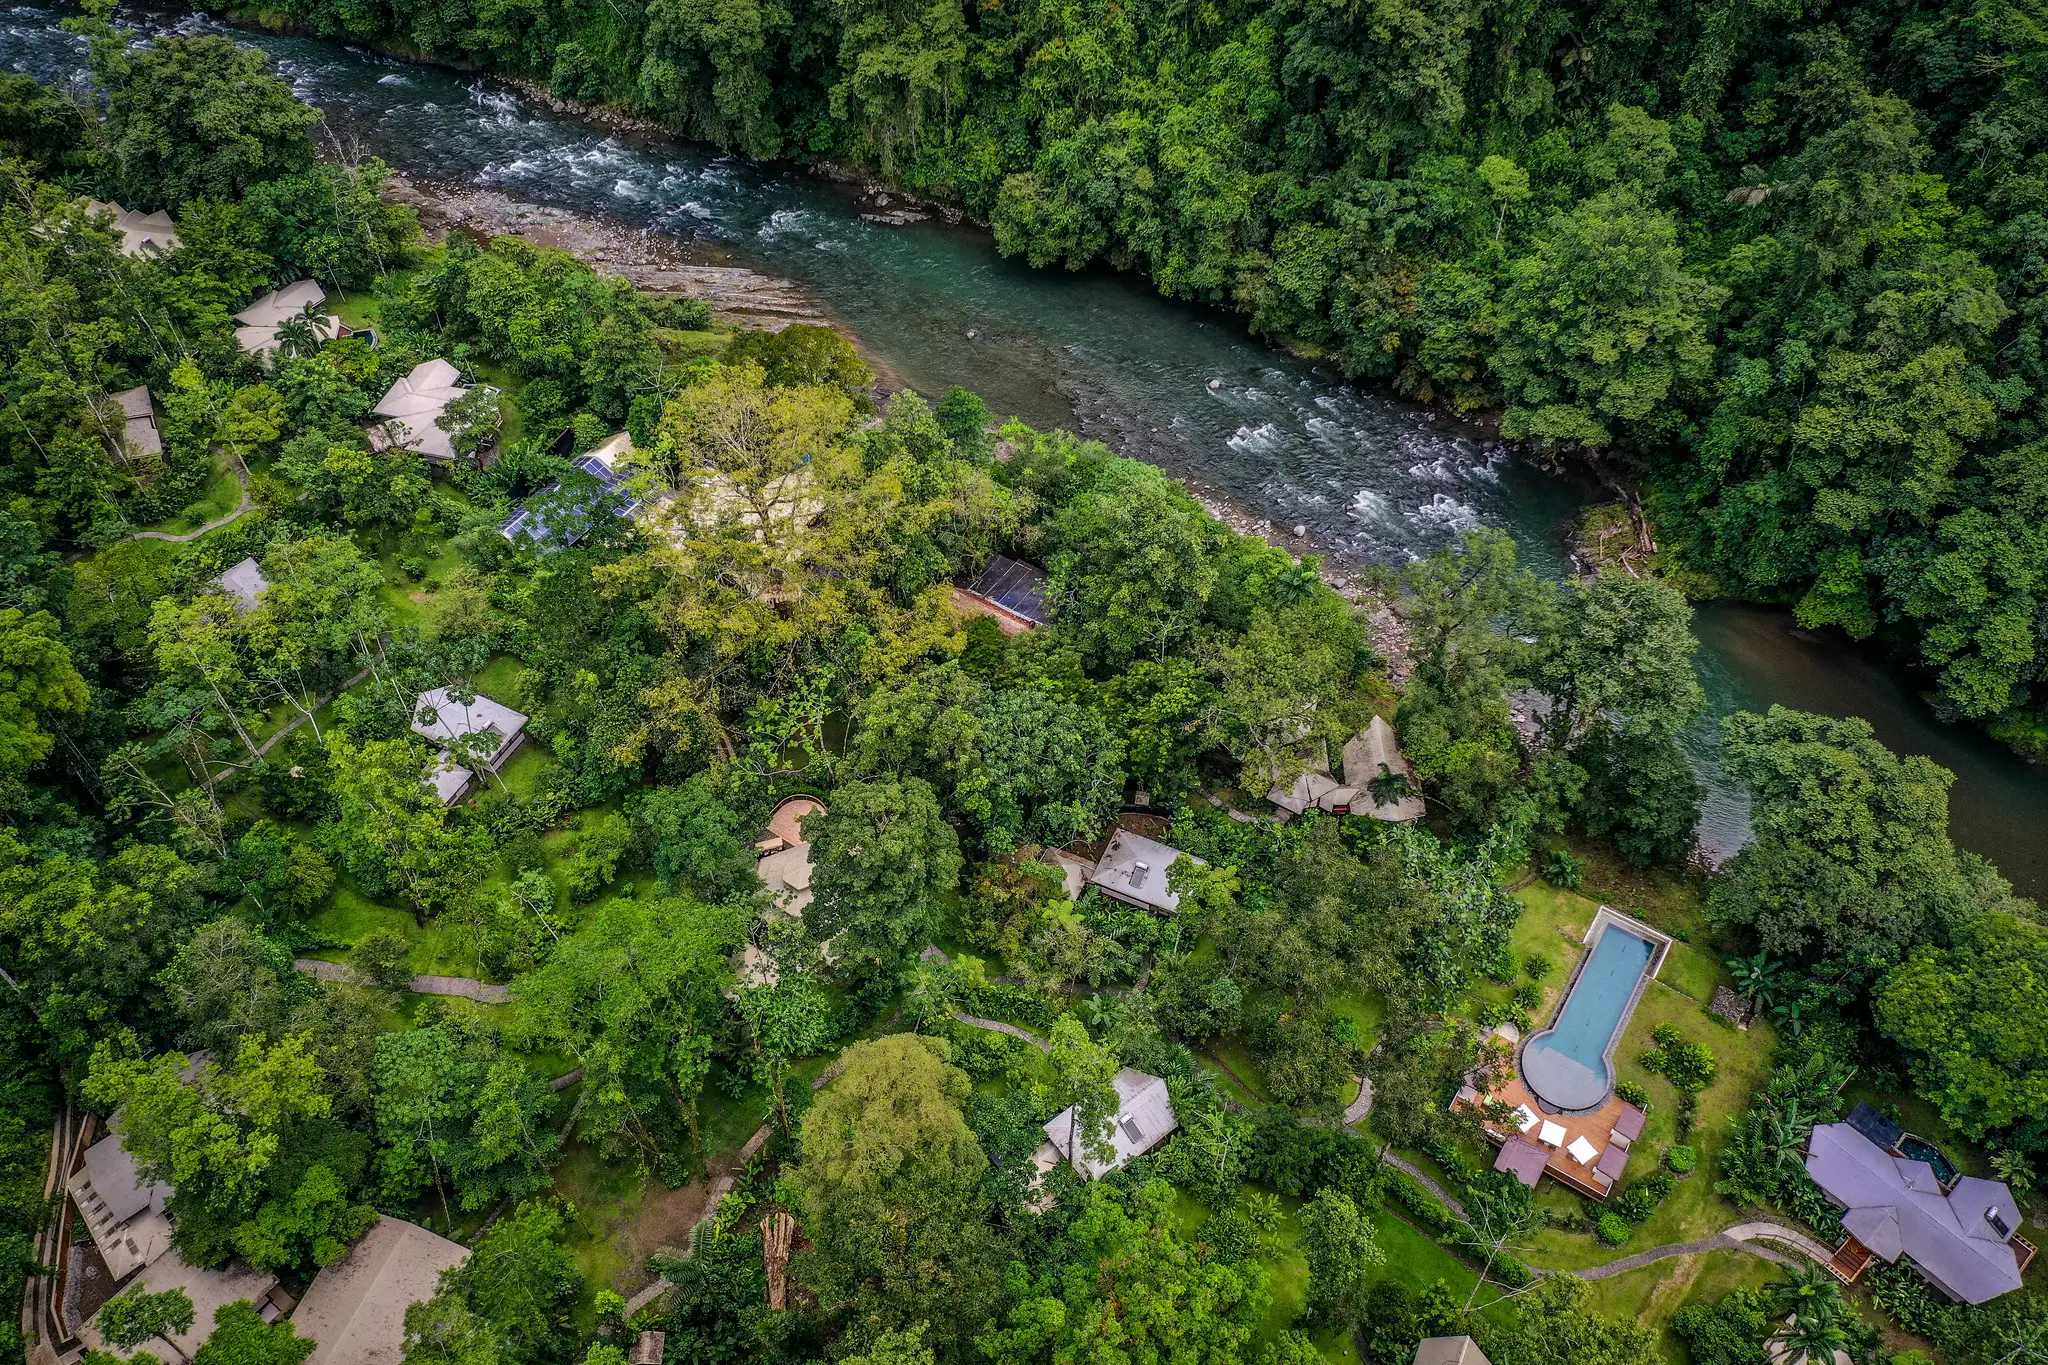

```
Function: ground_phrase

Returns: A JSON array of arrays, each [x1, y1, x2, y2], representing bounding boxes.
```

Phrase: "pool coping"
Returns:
[[1520, 905, 1676, 1117]]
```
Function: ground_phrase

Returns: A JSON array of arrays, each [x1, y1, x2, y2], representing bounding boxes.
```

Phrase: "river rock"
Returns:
[[383, 173, 826, 328]]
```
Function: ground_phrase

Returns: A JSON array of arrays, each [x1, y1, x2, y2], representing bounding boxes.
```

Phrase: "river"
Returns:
[[8, 5, 2044, 897]]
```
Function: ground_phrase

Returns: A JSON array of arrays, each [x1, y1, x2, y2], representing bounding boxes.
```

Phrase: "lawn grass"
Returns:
[[1582, 1247, 1779, 1357], [139, 456, 244, 536], [302, 881, 500, 981], [552, 1138, 655, 1300], [379, 535, 478, 633]]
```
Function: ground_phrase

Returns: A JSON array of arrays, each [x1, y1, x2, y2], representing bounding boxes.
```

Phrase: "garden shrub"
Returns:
[[1596, 1212, 1632, 1246], [1665, 1144, 1697, 1174], [350, 927, 414, 989], [1544, 848, 1583, 889], [564, 811, 632, 901], [1641, 1024, 1718, 1092], [1523, 951, 1554, 981], [1614, 1184, 1660, 1224], [1671, 1287, 1770, 1365], [1868, 1264, 1953, 1339], [1514, 981, 1544, 1012], [1615, 1079, 1651, 1109]]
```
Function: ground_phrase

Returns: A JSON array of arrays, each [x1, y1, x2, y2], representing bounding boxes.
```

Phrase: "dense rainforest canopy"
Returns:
[[246, 0, 2048, 745], [7, 7, 2048, 1365]]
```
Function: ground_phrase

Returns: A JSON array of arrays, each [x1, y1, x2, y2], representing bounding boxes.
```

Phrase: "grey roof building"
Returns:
[[235, 279, 344, 356], [217, 557, 272, 612], [1087, 829, 1203, 913], [85, 200, 181, 258], [108, 386, 163, 461], [410, 687, 528, 775], [371, 359, 478, 462], [69, 1128, 293, 1362], [1413, 1338, 1490, 1365], [1806, 1121, 2031, 1302], [294, 1216, 469, 1365], [1043, 1068, 1179, 1180], [1342, 716, 1426, 821]]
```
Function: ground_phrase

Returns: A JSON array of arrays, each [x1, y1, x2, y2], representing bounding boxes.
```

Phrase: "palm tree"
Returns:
[[1765, 1261, 1847, 1325], [1994, 1148, 2037, 1200], [1367, 766, 1412, 808], [274, 303, 326, 360], [1774, 1307, 1849, 1365]]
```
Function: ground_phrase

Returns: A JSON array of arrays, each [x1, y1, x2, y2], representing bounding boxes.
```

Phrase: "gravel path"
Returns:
[[1381, 1151, 1469, 1220], [1577, 1220, 1830, 1281], [950, 1013, 1052, 1053], [294, 958, 513, 1004], [121, 465, 252, 543]]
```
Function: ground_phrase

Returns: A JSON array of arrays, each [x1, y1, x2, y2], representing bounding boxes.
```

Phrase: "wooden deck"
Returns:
[[1826, 1234, 1877, 1284], [1461, 1072, 1633, 1200]]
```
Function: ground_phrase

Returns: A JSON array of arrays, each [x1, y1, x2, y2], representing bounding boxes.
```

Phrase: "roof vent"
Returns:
[[1121, 1118, 1145, 1143], [1989, 1207, 2013, 1239], [1130, 860, 1149, 888]]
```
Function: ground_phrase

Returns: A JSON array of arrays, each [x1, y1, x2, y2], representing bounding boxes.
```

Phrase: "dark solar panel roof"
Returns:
[[1848, 1102, 1905, 1153], [501, 462, 640, 550], [966, 555, 1050, 625]]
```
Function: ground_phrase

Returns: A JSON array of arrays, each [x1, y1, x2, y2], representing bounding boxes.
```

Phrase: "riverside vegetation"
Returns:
[[229, 0, 2048, 757], [3, 12, 2048, 1365]]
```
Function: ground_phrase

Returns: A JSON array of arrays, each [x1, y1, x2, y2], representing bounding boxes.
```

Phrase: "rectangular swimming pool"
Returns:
[[1521, 922, 1656, 1113]]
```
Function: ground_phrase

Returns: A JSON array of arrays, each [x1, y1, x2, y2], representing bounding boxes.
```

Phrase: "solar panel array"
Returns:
[[966, 554, 1050, 625], [500, 453, 643, 549]]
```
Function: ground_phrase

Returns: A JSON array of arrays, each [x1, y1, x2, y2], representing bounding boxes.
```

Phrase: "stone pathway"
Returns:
[[1577, 1220, 1831, 1281], [950, 1012, 1051, 1053], [1381, 1151, 1469, 1221], [1344, 1076, 1374, 1125], [122, 464, 252, 543], [294, 958, 513, 1004]]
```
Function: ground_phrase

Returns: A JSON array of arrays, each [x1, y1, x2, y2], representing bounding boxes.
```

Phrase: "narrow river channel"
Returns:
[[8, 4, 2045, 896]]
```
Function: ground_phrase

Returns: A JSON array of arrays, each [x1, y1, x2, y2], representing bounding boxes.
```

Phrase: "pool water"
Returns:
[[1899, 1135, 1960, 1186], [1522, 926, 1656, 1113]]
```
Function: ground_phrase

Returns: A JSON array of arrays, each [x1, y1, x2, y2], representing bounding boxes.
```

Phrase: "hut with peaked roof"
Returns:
[[85, 200, 181, 258], [1342, 715, 1426, 821], [1805, 1121, 2033, 1301], [1041, 1068, 1179, 1180], [410, 688, 527, 803], [235, 279, 344, 356], [108, 386, 164, 461], [294, 1216, 469, 1365], [69, 1130, 293, 1363], [371, 359, 482, 462], [1087, 829, 1202, 913], [216, 557, 272, 612]]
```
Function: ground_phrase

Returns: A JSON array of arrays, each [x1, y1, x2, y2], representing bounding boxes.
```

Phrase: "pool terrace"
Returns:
[[1463, 1067, 1649, 1199]]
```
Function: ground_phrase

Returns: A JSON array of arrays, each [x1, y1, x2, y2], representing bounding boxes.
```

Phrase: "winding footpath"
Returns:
[[294, 957, 513, 1004], [1576, 1221, 1834, 1280], [121, 462, 253, 543]]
